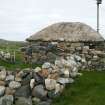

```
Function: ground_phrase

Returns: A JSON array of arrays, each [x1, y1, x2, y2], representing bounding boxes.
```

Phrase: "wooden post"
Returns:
[[13, 51, 16, 63]]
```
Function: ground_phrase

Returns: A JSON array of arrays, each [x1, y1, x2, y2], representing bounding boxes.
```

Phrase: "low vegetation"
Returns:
[[0, 39, 31, 70], [53, 71, 105, 105]]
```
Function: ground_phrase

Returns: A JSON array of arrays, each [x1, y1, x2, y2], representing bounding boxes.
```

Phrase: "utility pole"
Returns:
[[96, 0, 102, 33]]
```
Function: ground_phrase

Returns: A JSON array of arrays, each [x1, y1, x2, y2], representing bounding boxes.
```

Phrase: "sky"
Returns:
[[0, 0, 105, 41]]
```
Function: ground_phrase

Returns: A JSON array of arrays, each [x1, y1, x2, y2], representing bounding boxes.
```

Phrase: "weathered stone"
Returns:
[[14, 71, 22, 82], [6, 75, 14, 81], [22, 68, 31, 71], [0, 70, 6, 81], [47, 90, 60, 99], [66, 56, 78, 68], [63, 70, 70, 78], [47, 52, 57, 63], [9, 81, 21, 89], [93, 55, 99, 61], [60, 69, 70, 78], [5, 87, 15, 95], [33, 72, 44, 85], [32, 97, 41, 104], [34, 67, 42, 73], [15, 85, 31, 98], [16, 71, 24, 77], [48, 73, 59, 80], [77, 73, 83, 76], [21, 71, 31, 79], [74, 55, 82, 62], [15, 77, 22, 82], [81, 57, 86, 63], [70, 71, 78, 78], [38, 101, 51, 105], [82, 46, 89, 54], [71, 43, 82, 47], [91, 50, 105, 55], [45, 79, 56, 90], [0, 81, 6, 86], [55, 58, 62, 68], [55, 83, 64, 94], [0, 86, 5, 97], [42, 62, 52, 69], [39, 69, 49, 78], [15, 97, 32, 105], [0, 95, 14, 105], [57, 78, 74, 84], [32, 85, 47, 99], [30, 79, 35, 89], [21, 73, 32, 86], [7, 71, 13, 75], [76, 46, 82, 51]]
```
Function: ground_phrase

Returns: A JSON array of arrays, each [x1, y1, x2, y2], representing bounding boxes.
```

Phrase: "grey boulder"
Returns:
[[57, 78, 74, 84], [15, 97, 32, 105], [0, 95, 14, 105], [6, 75, 14, 81], [15, 85, 31, 98], [0, 86, 5, 97], [38, 101, 51, 105], [9, 81, 21, 89], [32, 85, 47, 100]]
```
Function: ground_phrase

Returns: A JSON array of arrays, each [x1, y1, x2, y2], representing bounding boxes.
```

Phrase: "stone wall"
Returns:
[[0, 54, 82, 105], [26, 41, 105, 70]]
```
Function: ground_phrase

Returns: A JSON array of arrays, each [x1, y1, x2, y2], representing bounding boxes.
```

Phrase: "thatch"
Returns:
[[26, 22, 104, 42]]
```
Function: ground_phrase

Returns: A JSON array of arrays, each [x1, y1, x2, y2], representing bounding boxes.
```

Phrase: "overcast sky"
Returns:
[[0, 0, 105, 41]]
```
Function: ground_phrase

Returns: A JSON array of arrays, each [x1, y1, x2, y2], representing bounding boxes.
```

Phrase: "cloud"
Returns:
[[0, 0, 105, 41]]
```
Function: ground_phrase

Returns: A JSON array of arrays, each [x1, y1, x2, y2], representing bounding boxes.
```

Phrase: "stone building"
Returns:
[[26, 22, 105, 70], [27, 22, 104, 49]]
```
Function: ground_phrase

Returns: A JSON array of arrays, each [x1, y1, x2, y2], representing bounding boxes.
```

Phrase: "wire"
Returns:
[[101, 7, 105, 12]]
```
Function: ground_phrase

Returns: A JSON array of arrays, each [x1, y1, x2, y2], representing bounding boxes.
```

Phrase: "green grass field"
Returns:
[[0, 50, 38, 70], [0, 41, 32, 70], [52, 71, 105, 105]]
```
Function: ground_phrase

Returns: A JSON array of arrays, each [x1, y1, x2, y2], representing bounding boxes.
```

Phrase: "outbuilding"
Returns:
[[26, 22, 105, 70]]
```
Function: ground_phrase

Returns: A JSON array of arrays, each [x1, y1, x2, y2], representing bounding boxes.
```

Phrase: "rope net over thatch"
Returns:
[[26, 22, 104, 42]]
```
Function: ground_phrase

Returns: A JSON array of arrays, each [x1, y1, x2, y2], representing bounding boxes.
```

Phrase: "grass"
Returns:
[[0, 42, 38, 70], [52, 71, 105, 105], [0, 51, 39, 70]]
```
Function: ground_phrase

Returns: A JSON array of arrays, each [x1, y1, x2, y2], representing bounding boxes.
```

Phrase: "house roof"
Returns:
[[27, 22, 104, 42]]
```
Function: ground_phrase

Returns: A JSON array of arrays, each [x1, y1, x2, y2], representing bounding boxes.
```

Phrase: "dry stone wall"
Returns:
[[29, 42, 105, 70], [0, 54, 82, 105]]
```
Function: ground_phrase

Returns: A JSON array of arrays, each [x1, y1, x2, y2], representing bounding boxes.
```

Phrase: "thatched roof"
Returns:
[[27, 22, 104, 42]]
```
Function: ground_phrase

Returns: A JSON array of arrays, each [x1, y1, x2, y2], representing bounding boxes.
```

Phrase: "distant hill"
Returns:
[[0, 39, 27, 50], [0, 39, 10, 44], [0, 39, 25, 44]]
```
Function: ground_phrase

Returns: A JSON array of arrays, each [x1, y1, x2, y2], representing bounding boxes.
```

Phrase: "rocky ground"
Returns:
[[0, 41, 105, 105], [0, 54, 82, 105]]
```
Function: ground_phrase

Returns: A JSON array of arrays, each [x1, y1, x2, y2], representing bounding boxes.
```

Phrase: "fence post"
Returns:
[[13, 51, 16, 63]]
